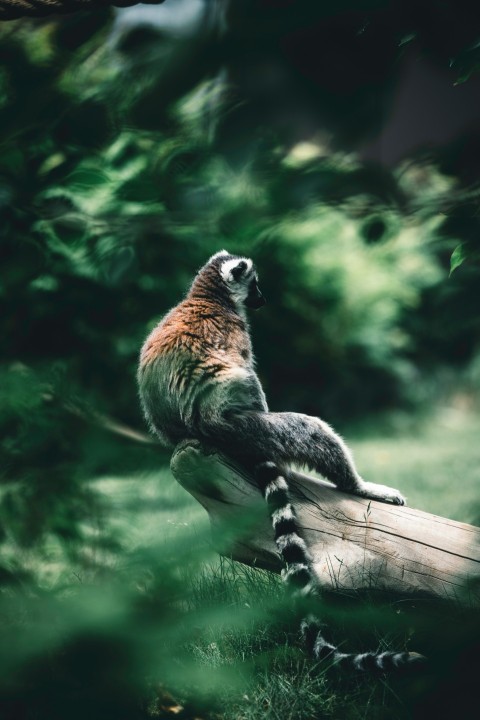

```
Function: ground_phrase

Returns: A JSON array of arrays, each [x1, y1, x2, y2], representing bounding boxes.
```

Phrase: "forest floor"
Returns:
[[11, 407, 480, 720]]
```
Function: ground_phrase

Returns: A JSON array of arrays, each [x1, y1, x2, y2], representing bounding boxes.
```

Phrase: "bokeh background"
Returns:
[[2, 2, 480, 718]]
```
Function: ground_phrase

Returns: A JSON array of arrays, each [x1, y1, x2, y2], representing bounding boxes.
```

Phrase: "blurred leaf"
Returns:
[[51, 214, 88, 244], [102, 244, 137, 286], [66, 166, 111, 191], [450, 242, 468, 274], [450, 242, 480, 274]]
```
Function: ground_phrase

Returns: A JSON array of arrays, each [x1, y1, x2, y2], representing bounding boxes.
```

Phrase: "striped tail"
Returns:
[[255, 461, 425, 672]]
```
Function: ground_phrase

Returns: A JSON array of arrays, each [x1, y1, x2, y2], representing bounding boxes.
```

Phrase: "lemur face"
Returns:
[[215, 252, 266, 310]]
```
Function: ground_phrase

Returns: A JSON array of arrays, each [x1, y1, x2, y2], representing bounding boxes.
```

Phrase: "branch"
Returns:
[[42, 391, 158, 445]]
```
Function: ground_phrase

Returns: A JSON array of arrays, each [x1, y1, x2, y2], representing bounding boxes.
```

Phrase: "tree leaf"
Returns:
[[450, 242, 480, 275], [450, 243, 468, 275]]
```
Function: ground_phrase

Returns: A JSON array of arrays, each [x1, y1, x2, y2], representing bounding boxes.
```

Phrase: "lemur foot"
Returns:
[[351, 481, 406, 506]]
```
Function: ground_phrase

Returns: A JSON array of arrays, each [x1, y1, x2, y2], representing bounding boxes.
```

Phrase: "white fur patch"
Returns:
[[292, 580, 316, 598], [392, 653, 405, 668], [221, 367, 250, 382], [281, 563, 309, 582], [353, 653, 370, 671], [276, 533, 308, 554], [219, 256, 253, 283], [209, 249, 229, 262], [313, 637, 336, 657], [271, 504, 295, 525], [264, 476, 289, 498]]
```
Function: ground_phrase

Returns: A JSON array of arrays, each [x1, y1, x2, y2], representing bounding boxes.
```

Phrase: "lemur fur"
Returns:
[[138, 250, 421, 671]]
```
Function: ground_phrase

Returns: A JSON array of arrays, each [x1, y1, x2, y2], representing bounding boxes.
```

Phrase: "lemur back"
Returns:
[[138, 251, 266, 449], [138, 251, 422, 672]]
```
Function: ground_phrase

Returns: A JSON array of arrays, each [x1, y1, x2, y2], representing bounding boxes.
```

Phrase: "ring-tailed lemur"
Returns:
[[138, 250, 422, 671]]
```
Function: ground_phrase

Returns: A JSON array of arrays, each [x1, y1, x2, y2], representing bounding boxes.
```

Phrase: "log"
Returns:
[[171, 441, 480, 607]]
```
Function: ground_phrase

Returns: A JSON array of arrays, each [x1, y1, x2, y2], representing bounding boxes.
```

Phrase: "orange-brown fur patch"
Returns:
[[140, 298, 251, 372]]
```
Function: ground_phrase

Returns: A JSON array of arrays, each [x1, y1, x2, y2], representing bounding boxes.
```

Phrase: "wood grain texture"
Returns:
[[171, 441, 480, 606]]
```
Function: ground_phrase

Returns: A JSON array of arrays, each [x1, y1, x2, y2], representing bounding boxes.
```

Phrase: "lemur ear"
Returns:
[[231, 260, 247, 281]]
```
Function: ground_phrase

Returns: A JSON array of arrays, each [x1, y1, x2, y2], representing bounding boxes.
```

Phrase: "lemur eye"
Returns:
[[231, 261, 247, 281]]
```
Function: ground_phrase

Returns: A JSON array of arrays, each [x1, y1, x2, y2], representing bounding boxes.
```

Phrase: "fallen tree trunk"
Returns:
[[171, 441, 480, 606]]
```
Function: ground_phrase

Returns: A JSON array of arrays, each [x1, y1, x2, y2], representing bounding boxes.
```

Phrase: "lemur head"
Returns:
[[206, 250, 266, 310]]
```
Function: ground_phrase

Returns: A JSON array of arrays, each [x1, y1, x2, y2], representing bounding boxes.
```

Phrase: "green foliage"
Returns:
[[450, 241, 480, 275], [2, 15, 480, 425]]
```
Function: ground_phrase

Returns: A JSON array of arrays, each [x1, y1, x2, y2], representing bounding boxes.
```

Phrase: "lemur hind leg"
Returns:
[[209, 410, 406, 506], [310, 417, 407, 506]]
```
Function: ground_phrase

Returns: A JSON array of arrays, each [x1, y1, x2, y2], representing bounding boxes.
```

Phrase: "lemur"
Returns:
[[138, 250, 421, 671]]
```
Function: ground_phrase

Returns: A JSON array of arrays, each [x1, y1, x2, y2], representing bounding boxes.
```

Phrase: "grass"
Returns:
[[2, 407, 480, 720], [349, 406, 480, 523]]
